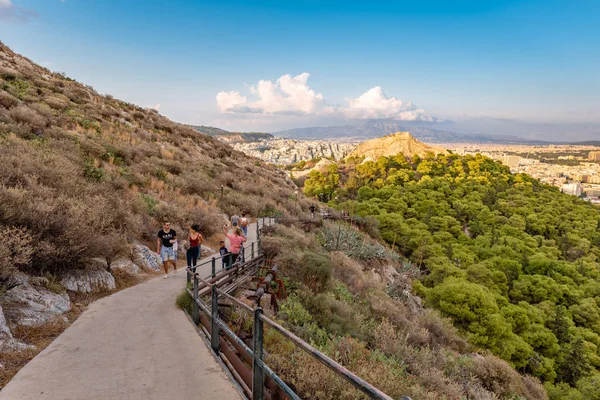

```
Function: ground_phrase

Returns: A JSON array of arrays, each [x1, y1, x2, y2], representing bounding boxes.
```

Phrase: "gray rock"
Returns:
[[111, 258, 141, 276], [60, 269, 116, 293], [200, 245, 216, 258], [0, 305, 33, 351], [131, 244, 162, 271], [1, 283, 71, 328]]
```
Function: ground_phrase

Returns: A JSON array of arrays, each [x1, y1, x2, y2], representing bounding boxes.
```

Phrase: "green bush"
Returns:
[[299, 251, 332, 294], [176, 289, 194, 314]]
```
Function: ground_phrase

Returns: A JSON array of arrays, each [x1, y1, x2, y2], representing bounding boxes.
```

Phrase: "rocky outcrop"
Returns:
[[131, 244, 162, 271], [200, 245, 216, 258], [60, 269, 116, 293], [348, 131, 448, 161], [0, 305, 32, 351], [0, 282, 71, 328], [110, 258, 141, 276]]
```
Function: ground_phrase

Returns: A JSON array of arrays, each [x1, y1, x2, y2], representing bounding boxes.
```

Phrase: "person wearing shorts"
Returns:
[[157, 221, 177, 279], [240, 212, 249, 237]]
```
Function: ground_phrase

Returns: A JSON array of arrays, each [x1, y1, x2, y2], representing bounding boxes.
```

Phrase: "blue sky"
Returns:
[[1, 0, 599, 140]]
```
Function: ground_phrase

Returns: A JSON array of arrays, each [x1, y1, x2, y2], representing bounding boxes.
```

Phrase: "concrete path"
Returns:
[[0, 221, 268, 400]]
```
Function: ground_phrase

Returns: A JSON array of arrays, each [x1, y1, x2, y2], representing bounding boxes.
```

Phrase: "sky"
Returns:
[[0, 0, 599, 141]]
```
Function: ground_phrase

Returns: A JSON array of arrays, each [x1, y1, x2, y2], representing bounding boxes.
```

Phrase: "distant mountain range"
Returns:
[[273, 120, 545, 144], [191, 122, 599, 146]]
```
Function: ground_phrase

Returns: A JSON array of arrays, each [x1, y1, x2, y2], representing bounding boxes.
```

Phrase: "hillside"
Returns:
[[348, 131, 448, 160], [0, 42, 311, 382], [301, 149, 600, 399]]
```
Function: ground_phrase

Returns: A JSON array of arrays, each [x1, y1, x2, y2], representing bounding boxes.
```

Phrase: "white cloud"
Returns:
[[146, 104, 161, 111], [217, 73, 324, 116], [0, 0, 37, 22], [216, 74, 434, 122], [340, 86, 434, 121]]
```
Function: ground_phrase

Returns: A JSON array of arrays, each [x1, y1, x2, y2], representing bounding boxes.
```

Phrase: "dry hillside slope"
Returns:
[[348, 131, 448, 161], [0, 41, 315, 384]]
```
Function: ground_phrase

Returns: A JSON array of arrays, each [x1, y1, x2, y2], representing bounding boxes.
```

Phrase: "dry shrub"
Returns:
[[264, 326, 437, 400], [63, 85, 92, 104], [43, 94, 69, 110], [0, 90, 19, 108], [331, 252, 383, 295], [0, 137, 137, 274], [416, 310, 471, 352], [29, 102, 54, 119], [470, 355, 547, 400], [0, 65, 20, 80], [8, 105, 47, 129], [0, 226, 32, 283]]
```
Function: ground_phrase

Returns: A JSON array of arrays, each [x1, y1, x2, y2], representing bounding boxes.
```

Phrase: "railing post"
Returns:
[[252, 307, 264, 400], [241, 245, 246, 263], [251, 242, 255, 259], [186, 267, 191, 285], [211, 285, 220, 353], [211, 257, 216, 278], [192, 273, 200, 324]]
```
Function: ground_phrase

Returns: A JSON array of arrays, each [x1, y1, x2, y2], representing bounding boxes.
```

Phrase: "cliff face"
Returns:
[[348, 131, 448, 161]]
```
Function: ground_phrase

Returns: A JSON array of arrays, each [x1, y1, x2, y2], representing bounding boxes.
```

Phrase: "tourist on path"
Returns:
[[240, 212, 249, 237], [219, 240, 230, 269], [223, 224, 246, 266], [157, 221, 177, 279], [231, 214, 240, 228], [186, 224, 204, 272]]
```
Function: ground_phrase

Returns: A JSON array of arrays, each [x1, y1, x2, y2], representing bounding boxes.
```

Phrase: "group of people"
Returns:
[[156, 213, 250, 279]]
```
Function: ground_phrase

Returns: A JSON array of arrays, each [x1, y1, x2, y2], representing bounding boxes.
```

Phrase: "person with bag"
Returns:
[[186, 224, 204, 272]]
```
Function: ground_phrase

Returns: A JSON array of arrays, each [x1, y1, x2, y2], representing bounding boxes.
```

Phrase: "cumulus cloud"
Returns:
[[146, 104, 161, 111], [0, 0, 37, 22], [217, 73, 325, 116], [339, 86, 434, 121], [216, 73, 434, 121]]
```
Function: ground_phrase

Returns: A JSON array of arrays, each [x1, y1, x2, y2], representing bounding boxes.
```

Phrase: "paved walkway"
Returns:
[[0, 221, 266, 400]]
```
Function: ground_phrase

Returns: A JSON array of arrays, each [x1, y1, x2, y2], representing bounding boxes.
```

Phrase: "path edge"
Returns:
[[183, 309, 246, 400]]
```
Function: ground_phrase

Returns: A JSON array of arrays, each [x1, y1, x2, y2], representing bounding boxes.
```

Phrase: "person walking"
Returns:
[[186, 224, 204, 273], [240, 212, 249, 237], [157, 221, 177, 279], [231, 214, 240, 228], [309, 205, 316, 219], [219, 240, 230, 269], [223, 224, 246, 266]]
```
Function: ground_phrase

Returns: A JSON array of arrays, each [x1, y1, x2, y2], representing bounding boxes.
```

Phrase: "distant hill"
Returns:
[[348, 131, 448, 161], [190, 125, 273, 143], [274, 120, 538, 144]]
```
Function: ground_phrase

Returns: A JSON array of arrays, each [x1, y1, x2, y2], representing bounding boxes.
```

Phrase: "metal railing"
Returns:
[[184, 216, 407, 400]]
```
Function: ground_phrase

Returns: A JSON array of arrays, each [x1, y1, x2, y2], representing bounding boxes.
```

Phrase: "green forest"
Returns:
[[302, 152, 600, 398]]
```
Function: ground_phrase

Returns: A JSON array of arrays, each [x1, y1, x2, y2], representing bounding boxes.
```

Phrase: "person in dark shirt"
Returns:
[[309, 205, 316, 219], [219, 240, 230, 269], [157, 221, 177, 279]]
